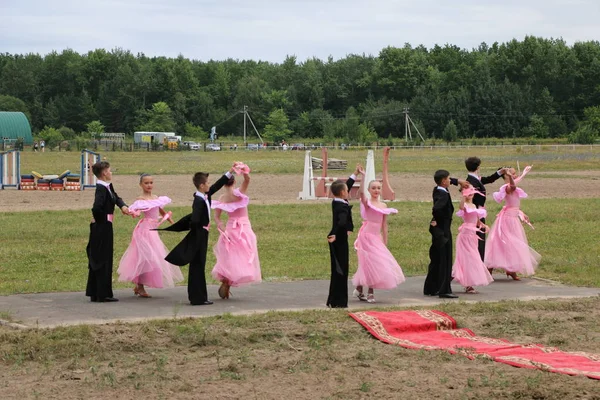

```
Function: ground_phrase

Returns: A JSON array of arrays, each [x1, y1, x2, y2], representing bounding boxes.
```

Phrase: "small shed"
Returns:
[[0, 112, 33, 145]]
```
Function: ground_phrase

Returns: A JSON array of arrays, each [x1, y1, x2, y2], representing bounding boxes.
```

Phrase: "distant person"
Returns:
[[452, 186, 493, 294], [485, 166, 540, 280], [40, 140, 45, 152], [326, 164, 361, 308], [352, 178, 405, 304], [33, 141, 38, 152], [86, 161, 130, 303], [211, 162, 261, 300], [159, 163, 236, 305], [117, 173, 183, 298]]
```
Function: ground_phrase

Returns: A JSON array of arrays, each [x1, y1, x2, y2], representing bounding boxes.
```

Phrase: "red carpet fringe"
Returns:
[[349, 310, 600, 380]]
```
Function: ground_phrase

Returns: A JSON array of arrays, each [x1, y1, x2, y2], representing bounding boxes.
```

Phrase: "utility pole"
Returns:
[[402, 107, 425, 143], [242, 106, 263, 144], [243, 105, 248, 144]]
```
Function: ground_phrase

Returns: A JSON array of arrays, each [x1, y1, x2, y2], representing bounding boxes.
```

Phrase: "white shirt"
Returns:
[[436, 186, 449, 193], [97, 179, 114, 196], [194, 172, 233, 222], [333, 198, 349, 204], [468, 172, 480, 181], [194, 191, 211, 221]]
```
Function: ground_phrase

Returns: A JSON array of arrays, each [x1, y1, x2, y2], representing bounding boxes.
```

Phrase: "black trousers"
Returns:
[[188, 231, 209, 304], [423, 226, 453, 295], [477, 217, 486, 261], [85, 224, 114, 299], [327, 238, 349, 308], [86, 264, 114, 299]]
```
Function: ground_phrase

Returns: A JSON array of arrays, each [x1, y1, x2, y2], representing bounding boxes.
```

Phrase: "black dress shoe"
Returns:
[[99, 297, 119, 302], [191, 300, 214, 305], [439, 293, 458, 299], [423, 292, 438, 296]]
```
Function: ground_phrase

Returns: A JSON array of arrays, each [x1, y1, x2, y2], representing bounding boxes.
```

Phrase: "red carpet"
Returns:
[[349, 310, 600, 379]]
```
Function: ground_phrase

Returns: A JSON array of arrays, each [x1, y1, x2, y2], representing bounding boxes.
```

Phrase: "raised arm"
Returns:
[[505, 173, 517, 194], [450, 177, 470, 189], [459, 195, 466, 211], [239, 173, 250, 194]]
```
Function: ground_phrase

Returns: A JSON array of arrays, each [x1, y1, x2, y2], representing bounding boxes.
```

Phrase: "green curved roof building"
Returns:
[[0, 112, 33, 145]]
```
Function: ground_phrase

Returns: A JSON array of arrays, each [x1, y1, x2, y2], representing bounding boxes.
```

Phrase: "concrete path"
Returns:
[[1, 274, 598, 328]]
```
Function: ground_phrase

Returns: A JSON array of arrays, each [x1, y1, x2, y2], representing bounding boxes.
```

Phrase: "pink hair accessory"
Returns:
[[233, 162, 250, 175], [461, 186, 485, 198]]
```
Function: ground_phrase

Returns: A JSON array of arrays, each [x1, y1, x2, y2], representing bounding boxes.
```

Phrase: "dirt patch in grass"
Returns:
[[1, 170, 599, 212], [1, 298, 600, 399]]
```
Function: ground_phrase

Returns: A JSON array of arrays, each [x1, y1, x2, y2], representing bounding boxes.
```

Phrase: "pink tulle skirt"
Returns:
[[212, 217, 261, 286], [452, 224, 494, 287], [485, 207, 541, 275], [118, 218, 184, 288], [351, 222, 405, 289]]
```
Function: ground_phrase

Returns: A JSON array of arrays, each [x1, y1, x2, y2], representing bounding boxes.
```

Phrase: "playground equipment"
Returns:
[[81, 149, 101, 190], [0, 150, 20, 189], [1, 149, 100, 191], [298, 147, 395, 201]]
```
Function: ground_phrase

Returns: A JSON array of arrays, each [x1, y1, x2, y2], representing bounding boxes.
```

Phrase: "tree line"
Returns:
[[1, 36, 599, 145]]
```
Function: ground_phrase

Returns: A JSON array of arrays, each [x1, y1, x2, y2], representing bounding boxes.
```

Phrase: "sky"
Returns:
[[1, 0, 599, 63]]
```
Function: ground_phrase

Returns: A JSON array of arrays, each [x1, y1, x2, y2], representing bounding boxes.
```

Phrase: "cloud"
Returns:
[[1, 0, 598, 62]]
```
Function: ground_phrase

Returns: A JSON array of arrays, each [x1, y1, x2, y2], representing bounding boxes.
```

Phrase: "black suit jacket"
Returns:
[[431, 187, 454, 234], [91, 183, 127, 223], [163, 173, 231, 266], [328, 177, 355, 237], [87, 183, 127, 270], [466, 172, 501, 209]]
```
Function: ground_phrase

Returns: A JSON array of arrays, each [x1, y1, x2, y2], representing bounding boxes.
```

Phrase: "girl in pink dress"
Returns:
[[485, 166, 541, 280], [211, 162, 261, 299], [452, 186, 494, 294], [352, 177, 405, 303], [118, 174, 184, 297]]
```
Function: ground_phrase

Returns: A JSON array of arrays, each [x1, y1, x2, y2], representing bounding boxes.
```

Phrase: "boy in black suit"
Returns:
[[423, 170, 469, 299], [465, 157, 504, 270], [326, 164, 363, 308], [86, 161, 129, 303], [163, 165, 235, 305]]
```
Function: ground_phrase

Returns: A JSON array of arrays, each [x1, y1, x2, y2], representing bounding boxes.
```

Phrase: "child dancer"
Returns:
[[452, 186, 494, 294], [485, 166, 541, 280], [161, 164, 235, 305], [117, 174, 183, 298], [464, 157, 504, 272], [85, 161, 129, 303], [211, 162, 261, 299], [326, 164, 362, 308], [352, 178, 405, 303], [423, 170, 469, 299]]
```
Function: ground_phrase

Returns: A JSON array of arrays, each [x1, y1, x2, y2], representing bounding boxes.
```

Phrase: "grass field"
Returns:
[[1, 198, 599, 295], [1, 297, 599, 399], [18, 145, 600, 176]]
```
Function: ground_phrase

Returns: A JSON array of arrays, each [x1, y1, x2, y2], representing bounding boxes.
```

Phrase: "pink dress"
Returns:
[[211, 189, 261, 287], [118, 197, 184, 288], [351, 200, 405, 289], [484, 185, 541, 275], [452, 206, 494, 287]]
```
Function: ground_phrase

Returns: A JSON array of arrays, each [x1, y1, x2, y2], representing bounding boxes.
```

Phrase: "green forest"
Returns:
[[1, 36, 599, 145]]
